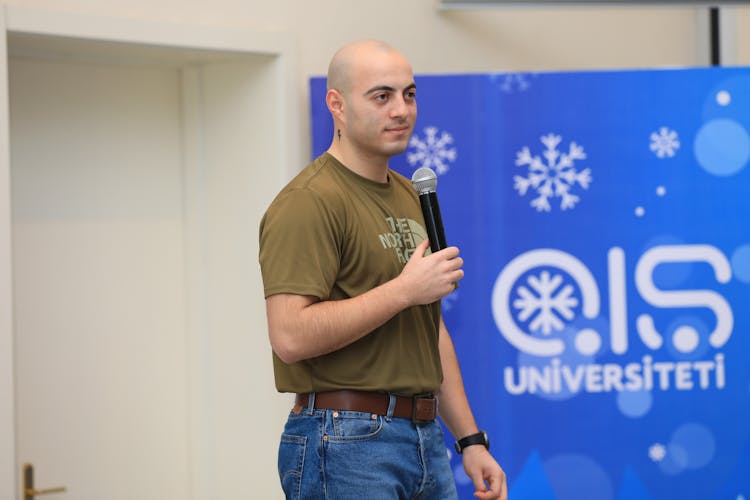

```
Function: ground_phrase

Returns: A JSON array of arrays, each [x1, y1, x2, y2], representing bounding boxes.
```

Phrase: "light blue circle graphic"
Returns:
[[616, 390, 652, 418], [694, 119, 750, 176], [671, 422, 716, 469], [658, 423, 717, 476], [731, 244, 750, 283], [667, 443, 690, 469], [659, 445, 686, 476]]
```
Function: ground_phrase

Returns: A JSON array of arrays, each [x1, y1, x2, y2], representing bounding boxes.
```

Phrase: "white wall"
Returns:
[[738, 8, 750, 63], [2, 13, 296, 499]]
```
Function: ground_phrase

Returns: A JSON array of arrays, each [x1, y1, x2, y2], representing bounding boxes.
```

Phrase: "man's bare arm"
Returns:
[[437, 318, 508, 500], [436, 317, 480, 440]]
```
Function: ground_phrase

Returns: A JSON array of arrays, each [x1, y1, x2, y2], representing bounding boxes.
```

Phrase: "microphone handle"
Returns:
[[419, 191, 447, 253]]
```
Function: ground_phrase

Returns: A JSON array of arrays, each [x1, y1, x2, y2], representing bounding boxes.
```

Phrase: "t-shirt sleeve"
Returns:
[[259, 188, 342, 300]]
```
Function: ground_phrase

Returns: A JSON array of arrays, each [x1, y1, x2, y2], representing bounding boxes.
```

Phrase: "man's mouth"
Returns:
[[385, 125, 410, 133]]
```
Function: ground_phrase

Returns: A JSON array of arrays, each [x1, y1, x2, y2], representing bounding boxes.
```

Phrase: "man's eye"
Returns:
[[406, 91, 416, 100], [375, 94, 388, 101]]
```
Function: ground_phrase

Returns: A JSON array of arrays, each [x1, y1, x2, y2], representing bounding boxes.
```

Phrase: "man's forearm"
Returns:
[[267, 278, 411, 364], [437, 318, 508, 500], [436, 317, 480, 439]]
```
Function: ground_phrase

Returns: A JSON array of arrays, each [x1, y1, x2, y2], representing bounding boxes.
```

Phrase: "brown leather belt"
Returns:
[[295, 390, 438, 423]]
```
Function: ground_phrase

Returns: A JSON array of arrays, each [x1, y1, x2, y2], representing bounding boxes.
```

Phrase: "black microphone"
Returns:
[[411, 167, 447, 253]]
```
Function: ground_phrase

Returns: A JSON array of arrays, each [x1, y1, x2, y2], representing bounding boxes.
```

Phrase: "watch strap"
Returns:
[[454, 430, 489, 454]]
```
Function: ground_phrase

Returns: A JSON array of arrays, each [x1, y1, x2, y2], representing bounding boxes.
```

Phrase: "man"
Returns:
[[259, 40, 507, 499]]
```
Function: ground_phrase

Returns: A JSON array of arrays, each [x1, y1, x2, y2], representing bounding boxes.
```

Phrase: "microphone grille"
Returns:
[[411, 167, 437, 194]]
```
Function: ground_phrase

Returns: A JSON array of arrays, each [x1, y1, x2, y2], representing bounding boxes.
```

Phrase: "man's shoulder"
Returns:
[[281, 153, 344, 195], [264, 154, 345, 218]]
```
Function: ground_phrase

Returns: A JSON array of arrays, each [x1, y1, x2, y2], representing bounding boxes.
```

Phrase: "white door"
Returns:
[[10, 55, 190, 499]]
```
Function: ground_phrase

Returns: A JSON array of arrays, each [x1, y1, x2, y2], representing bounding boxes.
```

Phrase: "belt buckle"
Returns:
[[411, 394, 437, 423]]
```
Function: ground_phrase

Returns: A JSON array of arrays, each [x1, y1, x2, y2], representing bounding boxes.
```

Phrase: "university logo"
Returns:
[[492, 245, 732, 395]]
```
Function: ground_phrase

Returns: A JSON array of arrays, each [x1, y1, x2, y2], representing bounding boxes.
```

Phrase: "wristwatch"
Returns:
[[454, 430, 490, 454]]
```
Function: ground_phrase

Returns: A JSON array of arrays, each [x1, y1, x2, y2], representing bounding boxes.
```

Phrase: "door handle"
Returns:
[[22, 463, 67, 500]]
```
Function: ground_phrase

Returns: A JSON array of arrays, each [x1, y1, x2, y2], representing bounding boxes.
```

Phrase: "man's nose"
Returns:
[[390, 96, 409, 118]]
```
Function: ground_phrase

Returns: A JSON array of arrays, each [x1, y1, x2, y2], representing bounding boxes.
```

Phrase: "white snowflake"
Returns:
[[648, 443, 666, 462], [499, 73, 531, 93], [650, 127, 680, 158], [514, 133, 592, 212], [513, 270, 578, 335], [407, 126, 457, 175]]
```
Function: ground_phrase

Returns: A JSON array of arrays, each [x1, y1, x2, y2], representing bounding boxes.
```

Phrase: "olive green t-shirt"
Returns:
[[258, 153, 442, 394]]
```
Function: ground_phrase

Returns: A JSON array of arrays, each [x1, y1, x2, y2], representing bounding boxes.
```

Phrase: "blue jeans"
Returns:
[[277, 397, 459, 499]]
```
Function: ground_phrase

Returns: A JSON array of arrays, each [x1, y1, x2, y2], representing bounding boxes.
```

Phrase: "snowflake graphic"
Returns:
[[499, 73, 531, 93], [650, 127, 680, 158], [513, 270, 578, 335], [648, 443, 666, 462], [407, 126, 457, 175], [514, 133, 592, 212]]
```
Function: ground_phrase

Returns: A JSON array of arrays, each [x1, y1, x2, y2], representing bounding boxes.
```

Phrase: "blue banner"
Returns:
[[310, 67, 750, 500]]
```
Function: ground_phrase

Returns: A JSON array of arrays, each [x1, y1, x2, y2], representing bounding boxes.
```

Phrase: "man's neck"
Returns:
[[327, 143, 389, 183]]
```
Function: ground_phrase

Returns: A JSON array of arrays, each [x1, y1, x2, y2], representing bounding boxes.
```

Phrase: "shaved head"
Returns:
[[324, 40, 416, 177], [327, 40, 406, 94]]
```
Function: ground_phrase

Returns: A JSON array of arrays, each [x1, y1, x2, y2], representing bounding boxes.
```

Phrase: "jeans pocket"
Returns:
[[278, 434, 306, 500], [329, 411, 384, 442]]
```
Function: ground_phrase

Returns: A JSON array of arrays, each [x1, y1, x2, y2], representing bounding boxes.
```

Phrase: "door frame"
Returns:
[[0, 6, 300, 499]]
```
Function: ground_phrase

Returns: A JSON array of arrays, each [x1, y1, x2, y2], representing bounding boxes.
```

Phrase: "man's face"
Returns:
[[342, 52, 417, 161]]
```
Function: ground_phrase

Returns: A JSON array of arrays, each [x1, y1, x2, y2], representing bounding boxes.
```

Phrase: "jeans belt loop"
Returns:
[[386, 393, 397, 421], [305, 392, 316, 416]]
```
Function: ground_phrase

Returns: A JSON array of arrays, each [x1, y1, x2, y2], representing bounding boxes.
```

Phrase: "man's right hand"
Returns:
[[398, 238, 464, 306]]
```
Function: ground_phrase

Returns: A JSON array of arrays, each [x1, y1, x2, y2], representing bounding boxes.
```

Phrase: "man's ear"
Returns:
[[326, 88, 345, 122]]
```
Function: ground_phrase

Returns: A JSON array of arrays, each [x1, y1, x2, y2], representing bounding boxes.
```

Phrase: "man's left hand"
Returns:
[[462, 446, 507, 500]]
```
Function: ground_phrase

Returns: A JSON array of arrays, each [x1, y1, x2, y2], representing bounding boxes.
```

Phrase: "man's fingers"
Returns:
[[412, 238, 431, 258], [471, 470, 505, 500], [485, 471, 505, 500], [474, 492, 497, 500], [469, 472, 488, 497], [449, 257, 464, 270], [434, 245, 460, 259], [484, 470, 506, 500], [473, 484, 501, 500]]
